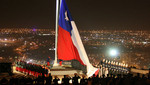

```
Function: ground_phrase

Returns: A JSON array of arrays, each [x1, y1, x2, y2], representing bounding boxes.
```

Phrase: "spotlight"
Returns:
[[109, 48, 119, 57]]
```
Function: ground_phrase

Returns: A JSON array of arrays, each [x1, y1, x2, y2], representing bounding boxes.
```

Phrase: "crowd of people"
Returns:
[[15, 60, 50, 77], [98, 59, 129, 77], [1, 73, 150, 85], [88, 58, 129, 77]]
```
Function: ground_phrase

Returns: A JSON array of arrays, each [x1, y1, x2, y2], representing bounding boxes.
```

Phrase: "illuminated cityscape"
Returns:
[[0, 28, 150, 69], [0, 0, 150, 84]]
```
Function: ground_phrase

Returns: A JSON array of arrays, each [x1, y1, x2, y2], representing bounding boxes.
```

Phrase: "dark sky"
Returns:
[[0, 0, 150, 30]]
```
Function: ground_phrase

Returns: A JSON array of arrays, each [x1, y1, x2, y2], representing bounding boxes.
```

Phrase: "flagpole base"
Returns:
[[53, 63, 59, 67], [52, 62, 65, 69]]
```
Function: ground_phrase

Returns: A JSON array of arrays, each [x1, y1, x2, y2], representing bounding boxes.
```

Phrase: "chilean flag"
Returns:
[[57, 0, 99, 77]]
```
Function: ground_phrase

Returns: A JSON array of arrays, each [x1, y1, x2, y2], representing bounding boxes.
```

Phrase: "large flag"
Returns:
[[57, 0, 99, 77]]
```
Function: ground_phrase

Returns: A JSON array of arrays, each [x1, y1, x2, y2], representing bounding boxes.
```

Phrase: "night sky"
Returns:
[[0, 0, 150, 30]]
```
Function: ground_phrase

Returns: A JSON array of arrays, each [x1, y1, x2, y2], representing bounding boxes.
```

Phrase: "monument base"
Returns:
[[51, 66, 66, 69], [50, 67, 83, 75]]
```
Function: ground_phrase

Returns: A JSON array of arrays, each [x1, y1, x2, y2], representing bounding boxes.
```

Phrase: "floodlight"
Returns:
[[109, 49, 118, 57]]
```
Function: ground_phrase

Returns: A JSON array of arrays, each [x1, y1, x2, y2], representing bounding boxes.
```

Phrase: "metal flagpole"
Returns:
[[53, 0, 60, 66]]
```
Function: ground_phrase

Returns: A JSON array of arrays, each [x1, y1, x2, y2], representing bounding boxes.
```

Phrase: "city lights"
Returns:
[[0, 28, 149, 69]]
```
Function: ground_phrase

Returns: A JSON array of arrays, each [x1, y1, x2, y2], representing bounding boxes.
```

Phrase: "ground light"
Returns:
[[109, 48, 119, 57]]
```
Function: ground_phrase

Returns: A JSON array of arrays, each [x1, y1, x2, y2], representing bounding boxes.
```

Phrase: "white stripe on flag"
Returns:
[[71, 21, 98, 77]]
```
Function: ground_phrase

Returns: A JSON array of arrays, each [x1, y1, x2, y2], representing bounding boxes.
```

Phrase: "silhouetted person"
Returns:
[[92, 74, 99, 85], [72, 73, 80, 85], [62, 75, 71, 85], [36, 76, 44, 85], [53, 76, 60, 85], [80, 75, 88, 85], [87, 77, 92, 85], [26, 76, 33, 85], [45, 73, 52, 85]]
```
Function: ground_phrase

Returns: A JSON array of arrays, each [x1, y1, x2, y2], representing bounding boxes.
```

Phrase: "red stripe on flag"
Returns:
[[58, 26, 85, 65], [94, 69, 99, 76]]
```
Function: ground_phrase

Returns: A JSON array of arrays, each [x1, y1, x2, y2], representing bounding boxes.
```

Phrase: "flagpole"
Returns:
[[53, 0, 60, 66]]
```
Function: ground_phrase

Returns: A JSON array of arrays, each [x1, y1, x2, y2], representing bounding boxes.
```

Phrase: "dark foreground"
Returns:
[[1, 73, 150, 85]]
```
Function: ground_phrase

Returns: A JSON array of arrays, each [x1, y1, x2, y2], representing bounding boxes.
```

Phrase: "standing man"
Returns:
[[99, 65, 103, 78], [47, 57, 50, 66], [105, 68, 109, 77], [72, 73, 80, 85]]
